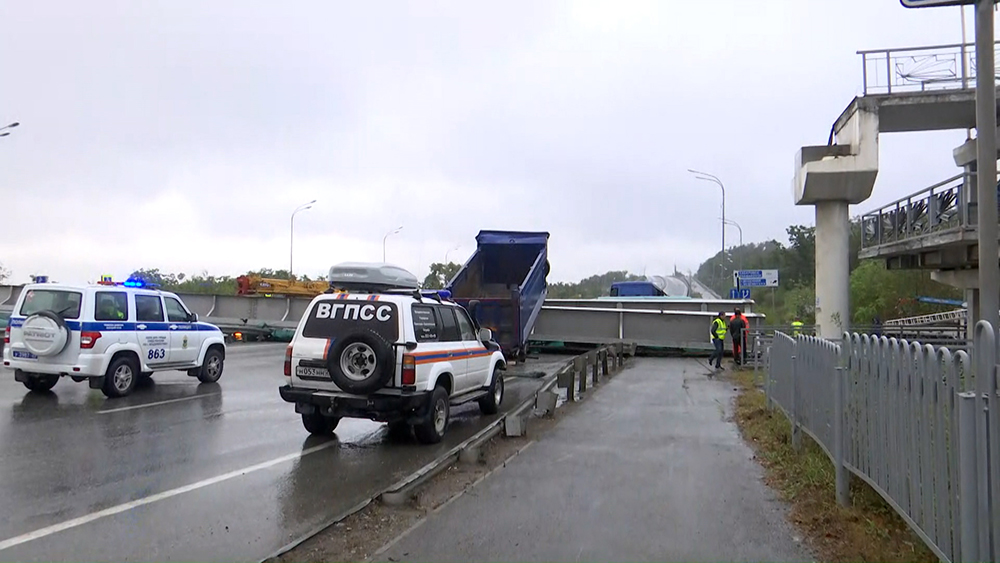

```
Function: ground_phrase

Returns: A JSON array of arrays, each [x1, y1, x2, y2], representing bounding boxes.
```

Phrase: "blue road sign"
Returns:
[[729, 288, 751, 300]]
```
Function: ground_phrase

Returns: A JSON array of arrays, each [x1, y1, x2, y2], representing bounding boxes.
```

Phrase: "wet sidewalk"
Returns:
[[376, 357, 811, 562]]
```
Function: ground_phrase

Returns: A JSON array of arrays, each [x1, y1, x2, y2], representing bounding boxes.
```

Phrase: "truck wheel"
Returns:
[[326, 330, 394, 395], [302, 412, 340, 436], [478, 367, 504, 415], [23, 374, 59, 393], [414, 386, 449, 444], [197, 348, 224, 383], [102, 356, 139, 398]]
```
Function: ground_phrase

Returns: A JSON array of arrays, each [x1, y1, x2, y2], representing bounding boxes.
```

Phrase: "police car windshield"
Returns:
[[19, 289, 83, 319]]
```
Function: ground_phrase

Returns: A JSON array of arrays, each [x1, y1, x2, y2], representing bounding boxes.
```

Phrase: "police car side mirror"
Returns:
[[188, 313, 198, 323], [478, 328, 493, 342]]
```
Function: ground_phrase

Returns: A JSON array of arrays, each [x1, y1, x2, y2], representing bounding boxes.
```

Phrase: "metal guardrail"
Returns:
[[859, 41, 999, 96], [555, 343, 630, 402], [860, 173, 966, 251], [766, 327, 999, 562]]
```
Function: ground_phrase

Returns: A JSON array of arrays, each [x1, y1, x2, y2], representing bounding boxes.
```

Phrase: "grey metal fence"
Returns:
[[766, 323, 999, 562]]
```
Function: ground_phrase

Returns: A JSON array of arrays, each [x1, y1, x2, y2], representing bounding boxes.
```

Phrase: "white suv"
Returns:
[[3, 281, 227, 398], [279, 271, 507, 444]]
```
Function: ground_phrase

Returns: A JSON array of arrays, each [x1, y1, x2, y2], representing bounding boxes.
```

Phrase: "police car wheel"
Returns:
[[23, 374, 59, 393], [102, 356, 138, 398], [326, 330, 394, 395], [197, 349, 224, 383]]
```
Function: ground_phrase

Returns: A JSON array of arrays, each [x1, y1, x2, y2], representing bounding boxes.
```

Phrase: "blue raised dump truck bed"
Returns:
[[447, 230, 550, 362]]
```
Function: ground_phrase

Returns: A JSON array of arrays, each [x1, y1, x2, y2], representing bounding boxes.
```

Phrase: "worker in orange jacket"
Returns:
[[729, 308, 749, 365]]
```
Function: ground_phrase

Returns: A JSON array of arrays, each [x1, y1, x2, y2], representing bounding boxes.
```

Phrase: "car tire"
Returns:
[[326, 330, 394, 395], [302, 412, 340, 436], [102, 356, 139, 398], [197, 348, 224, 383], [414, 385, 450, 445], [23, 374, 59, 393], [478, 367, 504, 415]]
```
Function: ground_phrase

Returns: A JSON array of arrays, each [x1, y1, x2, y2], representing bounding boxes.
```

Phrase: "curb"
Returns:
[[259, 359, 572, 563]]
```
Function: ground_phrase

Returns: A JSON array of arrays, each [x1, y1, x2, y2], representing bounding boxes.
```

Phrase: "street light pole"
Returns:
[[722, 218, 743, 271], [290, 200, 316, 278], [444, 245, 460, 264], [974, 0, 1000, 332], [689, 169, 727, 284], [383, 226, 403, 262]]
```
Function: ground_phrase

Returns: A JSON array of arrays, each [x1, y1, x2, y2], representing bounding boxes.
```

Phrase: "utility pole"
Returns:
[[975, 0, 999, 331]]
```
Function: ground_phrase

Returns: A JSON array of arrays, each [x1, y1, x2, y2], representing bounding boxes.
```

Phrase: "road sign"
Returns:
[[900, 0, 985, 7], [729, 288, 751, 300], [733, 269, 778, 288]]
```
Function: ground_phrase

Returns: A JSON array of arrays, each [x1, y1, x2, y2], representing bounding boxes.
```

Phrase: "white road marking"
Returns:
[[0, 440, 339, 552], [98, 393, 221, 414]]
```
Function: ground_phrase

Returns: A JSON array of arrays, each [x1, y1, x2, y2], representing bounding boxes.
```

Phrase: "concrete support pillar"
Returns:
[[966, 288, 980, 341], [815, 201, 851, 340]]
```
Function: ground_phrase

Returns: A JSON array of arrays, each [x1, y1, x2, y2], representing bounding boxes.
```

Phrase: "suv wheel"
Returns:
[[302, 412, 340, 436], [414, 386, 450, 444], [326, 330, 394, 395], [23, 374, 59, 393], [478, 367, 504, 415], [102, 356, 139, 398], [197, 348, 224, 383]]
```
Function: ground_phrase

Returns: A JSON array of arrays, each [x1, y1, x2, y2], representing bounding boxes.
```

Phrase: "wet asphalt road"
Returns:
[[0, 344, 567, 562], [381, 357, 811, 562]]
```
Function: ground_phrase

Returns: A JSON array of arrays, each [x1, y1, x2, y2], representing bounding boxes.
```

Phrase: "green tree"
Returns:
[[548, 271, 645, 299], [422, 262, 462, 289]]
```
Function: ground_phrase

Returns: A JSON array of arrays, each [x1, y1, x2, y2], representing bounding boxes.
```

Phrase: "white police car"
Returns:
[[3, 278, 227, 398], [279, 263, 507, 444]]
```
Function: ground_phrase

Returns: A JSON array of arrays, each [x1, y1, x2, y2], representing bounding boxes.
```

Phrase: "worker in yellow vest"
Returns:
[[791, 317, 804, 336], [709, 311, 727, 370]]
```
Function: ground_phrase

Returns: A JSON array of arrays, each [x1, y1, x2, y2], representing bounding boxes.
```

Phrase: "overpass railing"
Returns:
[[766, 326, 999, 562], [860, 173, 966, 251], [859, 41, 999, 96]]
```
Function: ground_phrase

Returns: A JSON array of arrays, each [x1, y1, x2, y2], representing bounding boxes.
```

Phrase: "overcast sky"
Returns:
[[0, 1, 983, 284]]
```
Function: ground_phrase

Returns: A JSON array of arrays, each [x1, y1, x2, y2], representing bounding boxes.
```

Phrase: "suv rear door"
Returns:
[[432, 305, 470, 392]]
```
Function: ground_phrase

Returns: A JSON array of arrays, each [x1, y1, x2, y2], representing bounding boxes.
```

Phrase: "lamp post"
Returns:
[[444, 245, 460, 264], [383, 225, 403, 262], [0, 121, 20, 138], [290, 200, 316, 277], [722, 218, 743, 271], [689, 169, 726, 284]]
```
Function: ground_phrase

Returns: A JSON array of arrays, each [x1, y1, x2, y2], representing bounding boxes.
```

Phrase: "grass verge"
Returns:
[[731, 369, 938, 563]]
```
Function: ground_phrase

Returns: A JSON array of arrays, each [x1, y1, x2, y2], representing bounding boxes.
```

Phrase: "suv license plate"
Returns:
[[296, 366, 328, 378], [12, 351, 37, 360]]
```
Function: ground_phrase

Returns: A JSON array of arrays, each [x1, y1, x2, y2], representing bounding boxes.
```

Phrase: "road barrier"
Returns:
[[555, 343, 631, 402], [766, 325, 999, 563]]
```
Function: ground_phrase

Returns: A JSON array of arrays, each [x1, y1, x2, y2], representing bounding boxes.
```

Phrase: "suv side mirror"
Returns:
[[188, 312, 198, 323], [478, 327, 493, 342]]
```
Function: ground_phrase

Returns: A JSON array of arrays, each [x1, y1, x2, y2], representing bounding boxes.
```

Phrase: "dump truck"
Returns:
[[447, 230, 550, 362]]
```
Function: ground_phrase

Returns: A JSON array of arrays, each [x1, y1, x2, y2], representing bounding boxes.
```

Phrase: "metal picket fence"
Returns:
[[765, 323, 1000, 563]]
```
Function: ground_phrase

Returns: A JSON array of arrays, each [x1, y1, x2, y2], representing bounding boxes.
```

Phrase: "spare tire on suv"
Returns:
[[326, 329, 395, 395], [21, 311, 70, 357]]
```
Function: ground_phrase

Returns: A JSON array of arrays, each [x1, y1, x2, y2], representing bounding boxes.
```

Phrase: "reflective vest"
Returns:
[[711, 318, 727, 340], [791, 320, 803, 336]]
